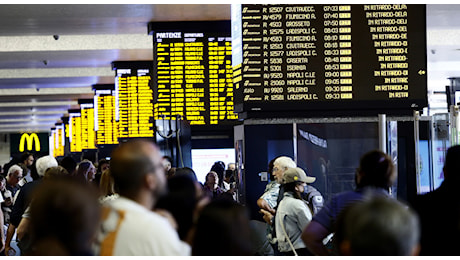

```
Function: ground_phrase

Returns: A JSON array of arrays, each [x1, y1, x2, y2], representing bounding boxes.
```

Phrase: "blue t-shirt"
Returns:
[[313, 187, 390, 232]]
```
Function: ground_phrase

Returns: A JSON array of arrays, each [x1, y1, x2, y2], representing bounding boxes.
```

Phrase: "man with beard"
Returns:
[[93, 139, 190, 256]]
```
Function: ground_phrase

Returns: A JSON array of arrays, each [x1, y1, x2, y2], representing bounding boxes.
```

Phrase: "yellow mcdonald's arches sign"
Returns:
[[19, 133, 41, 152]]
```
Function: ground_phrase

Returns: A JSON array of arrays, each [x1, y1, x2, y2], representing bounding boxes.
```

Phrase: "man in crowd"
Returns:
[[93, 139, 190, 255]]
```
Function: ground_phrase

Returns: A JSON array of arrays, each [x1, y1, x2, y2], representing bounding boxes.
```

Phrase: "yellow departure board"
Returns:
[[79, 100, 96, 150], [93, 85, 119, 145], [69, 110, 82, 153], [113, 62, 155, 139], [232, 4, 427, 117], [149, 21, 239, 125], [51, 124, 65, 157]]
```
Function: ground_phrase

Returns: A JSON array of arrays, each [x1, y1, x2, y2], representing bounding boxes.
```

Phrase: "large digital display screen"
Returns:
[[149, 21, 239, 125], [69, 109, 82, 153], [232, 4, 427, 117], [93, 84, 119, 145], [113, 61, 155, 139], [79, 99, 96, 150]]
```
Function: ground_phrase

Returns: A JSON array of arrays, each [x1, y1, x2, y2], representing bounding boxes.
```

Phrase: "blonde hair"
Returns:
[[99, 169, 115, 197]]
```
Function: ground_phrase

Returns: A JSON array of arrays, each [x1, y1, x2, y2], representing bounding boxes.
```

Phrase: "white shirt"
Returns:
[[94, 196, 190, 256]]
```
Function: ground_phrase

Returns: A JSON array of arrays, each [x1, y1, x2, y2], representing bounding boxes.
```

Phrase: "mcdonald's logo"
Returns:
[[19, 133, 41, 152]]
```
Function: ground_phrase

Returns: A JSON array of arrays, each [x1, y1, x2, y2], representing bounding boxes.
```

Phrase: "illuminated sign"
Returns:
[[19, 133, 40, 152], [112, 61, 155, 139], [69, 110, 82, 153], [93, 84, 119, 145], [79, 99, 96, 150], [232, 4, 427, 117], [149, 21, 239, 125]]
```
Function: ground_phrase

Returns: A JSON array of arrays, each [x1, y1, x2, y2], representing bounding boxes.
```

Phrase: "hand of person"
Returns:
[[258, 198, 276, 214], [260, 209, 274, 225], [4, 245, 14, 256]]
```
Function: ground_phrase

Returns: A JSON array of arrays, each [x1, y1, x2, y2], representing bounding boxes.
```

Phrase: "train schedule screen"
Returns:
[[114, 63, 155, 139], [232, 4, 427, 116], [69, 111, 82, 153], [79, 101, 96, 150], [150, 21, 239, 125], [93, 85, 119, 145]]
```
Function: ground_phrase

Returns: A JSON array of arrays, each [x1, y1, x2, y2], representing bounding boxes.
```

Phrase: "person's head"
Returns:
[[175, 167, 198, 182], [224, 169, 234, 182], [43, 166, 69, 181], [20, 152, 34, 167], [59, 156, 77, 176], [75, 160, 96, 182], [273, 156, 296, 183], [442, 145, 460, 183], [211, 161, 225, 186], [99, 169, 116, 197], [335, 196, 420, 256], [166, 167, 176, 179], [355, 150, 395, 190], [175, 167, 203, 200], [227, 163, 236, 171], [162, 156, 173, 172], [156, 173, 199, 241], [7, 164, 23, 186], [205, 171, 219, 187], [36, 155, 59, 178], [110, 139, 166, 204], [191, 198, 253, 256], [29, 178, 101, 255], [282, 167, 316, 199], [97, 159, 110, 174]]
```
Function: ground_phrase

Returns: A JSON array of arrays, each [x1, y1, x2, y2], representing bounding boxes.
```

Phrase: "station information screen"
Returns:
[[79, 99, 96, 150], [231, 4, 427, 117], [69, 110, 82, 153], [113, 61, 155, 139], [51, 124, 65, 157], [93, 84, 119, 145], [149, 21, 239, 125]]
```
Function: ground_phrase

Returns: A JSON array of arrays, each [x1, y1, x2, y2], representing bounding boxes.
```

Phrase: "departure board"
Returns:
[[69, 109, 82, 153], [93, 84, 119, 145], [52, 124, 65, 157], [79, 99, 96, 150], [149, 21, 239, 125], [232, 4, 427, 117], [113, 61, 155, 139]]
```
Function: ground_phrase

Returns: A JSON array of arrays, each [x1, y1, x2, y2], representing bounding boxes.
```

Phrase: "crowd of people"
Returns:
[[0, 139, 457, 256]]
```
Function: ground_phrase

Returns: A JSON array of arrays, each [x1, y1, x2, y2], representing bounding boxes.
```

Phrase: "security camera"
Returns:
[[53, 35, 59, 40]]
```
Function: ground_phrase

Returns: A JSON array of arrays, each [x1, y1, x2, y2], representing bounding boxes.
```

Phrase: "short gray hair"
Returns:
[[273, 156, 296, 170], [8, 165, 23, 176]]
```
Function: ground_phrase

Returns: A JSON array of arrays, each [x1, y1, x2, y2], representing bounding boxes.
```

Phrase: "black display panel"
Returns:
[[148, 21, 239, 125], [112, 61, 155, 139], [232, 4, 427, 117]]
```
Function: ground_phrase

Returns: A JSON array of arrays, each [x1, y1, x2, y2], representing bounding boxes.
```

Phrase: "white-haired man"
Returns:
[[4, 155, 58, 256], [257, 156, 323, 255], [6, 165, 23, 199]]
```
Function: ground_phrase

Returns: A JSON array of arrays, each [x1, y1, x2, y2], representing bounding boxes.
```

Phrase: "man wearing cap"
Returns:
[[258, 156, 321, 223], [275, 167, 315, 256]]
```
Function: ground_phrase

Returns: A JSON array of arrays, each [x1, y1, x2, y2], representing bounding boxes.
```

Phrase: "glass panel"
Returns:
[[296, 122, 379, 202], [430, 113, 450, 192]]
